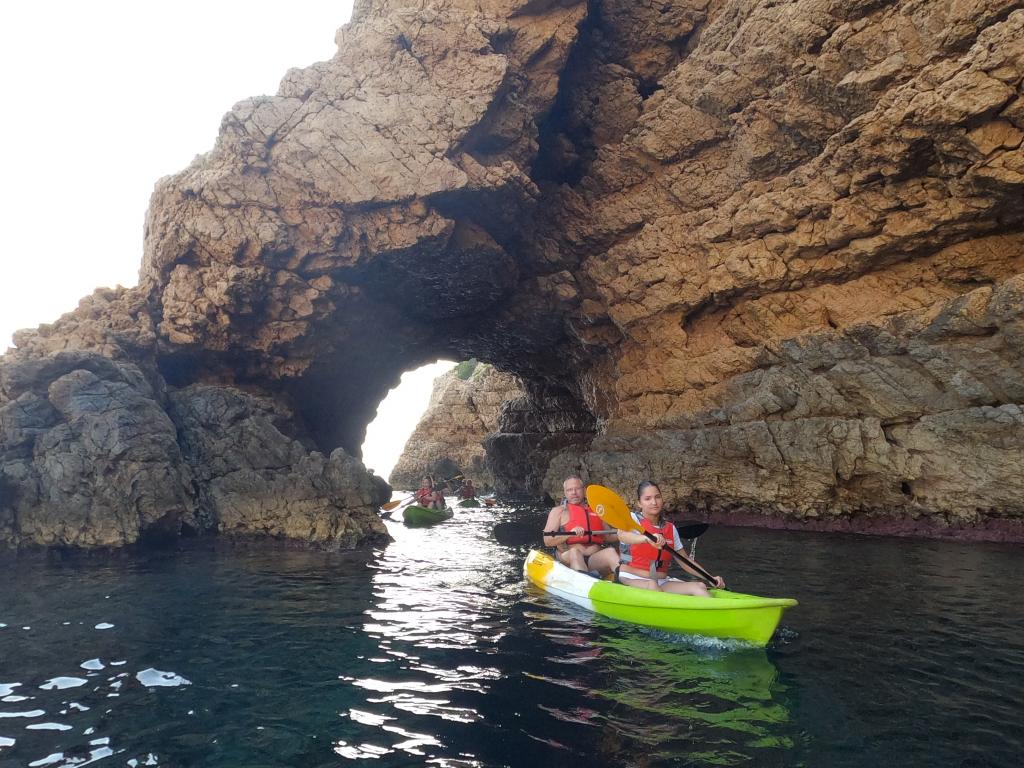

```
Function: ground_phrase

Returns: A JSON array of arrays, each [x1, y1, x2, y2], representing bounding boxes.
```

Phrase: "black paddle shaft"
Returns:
[[542, 523, 707, 540], [640, 530, 719, 587], [543, 529, 618, 537]]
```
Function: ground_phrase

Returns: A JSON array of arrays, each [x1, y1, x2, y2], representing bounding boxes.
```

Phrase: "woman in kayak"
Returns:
[[617, 481, 725, 595], [543, 475, 619, 576], [415, 476, 446, 510]]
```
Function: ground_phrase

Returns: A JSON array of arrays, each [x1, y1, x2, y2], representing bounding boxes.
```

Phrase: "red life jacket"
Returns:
[[626, 517, 675, 575], [564, 502, 605, 545], [415, 488, 434, 505]]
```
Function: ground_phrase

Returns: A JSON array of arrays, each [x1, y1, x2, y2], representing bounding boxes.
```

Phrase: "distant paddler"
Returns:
[[414, 476, 446, 510], [457, 478, 477, 501]]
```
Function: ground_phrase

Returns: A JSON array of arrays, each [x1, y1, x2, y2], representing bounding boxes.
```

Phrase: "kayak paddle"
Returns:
[[381, 496, 413, 512], [542, 523, 707, 539], [678, 522, 709, 539], [586, 484, 720, 588], [542, 528, 619, 537]]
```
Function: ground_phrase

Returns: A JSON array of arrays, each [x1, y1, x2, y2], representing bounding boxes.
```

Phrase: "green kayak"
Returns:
[[456, 498, 480, 508], [402, 504, 454, 527], [524, 549, 797, 646]]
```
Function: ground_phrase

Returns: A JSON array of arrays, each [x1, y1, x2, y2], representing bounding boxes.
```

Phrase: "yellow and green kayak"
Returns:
[[402, 505, 454, 527], [524, 549, 797, 646]]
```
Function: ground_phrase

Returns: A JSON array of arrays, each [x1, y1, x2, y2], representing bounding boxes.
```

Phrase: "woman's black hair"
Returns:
[[636, 480, 664, 524], [636, 480, 660, 499]]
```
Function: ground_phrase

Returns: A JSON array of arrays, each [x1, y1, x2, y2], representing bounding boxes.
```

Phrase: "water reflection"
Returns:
[[595, 634, 790, 761], [520, 590, 792, 767]]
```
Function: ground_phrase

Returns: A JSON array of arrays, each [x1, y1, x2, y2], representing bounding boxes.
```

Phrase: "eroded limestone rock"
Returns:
[[3, 0, 1024, 546], [389, 363, 523, 489], [169, 385, 388, 547], [0, 352, 196, 549]]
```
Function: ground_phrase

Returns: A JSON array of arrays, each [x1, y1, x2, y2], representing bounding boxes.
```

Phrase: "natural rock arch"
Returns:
[[3, 0, 1024, 549]]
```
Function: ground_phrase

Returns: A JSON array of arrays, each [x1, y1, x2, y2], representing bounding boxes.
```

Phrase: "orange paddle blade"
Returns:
[[586, 485, 641, 533], [381, 495, 414, 511]]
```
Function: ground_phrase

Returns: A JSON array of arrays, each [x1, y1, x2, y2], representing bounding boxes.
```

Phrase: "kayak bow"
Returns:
[[402, 505, 454, 527]]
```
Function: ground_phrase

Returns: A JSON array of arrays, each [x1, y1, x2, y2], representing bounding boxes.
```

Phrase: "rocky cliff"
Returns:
[[3, 0, 1024, 548], [389, 362, 523, 489]]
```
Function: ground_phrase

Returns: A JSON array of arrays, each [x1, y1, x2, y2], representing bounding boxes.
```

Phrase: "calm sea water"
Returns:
[[1, 503, 1022, 768]]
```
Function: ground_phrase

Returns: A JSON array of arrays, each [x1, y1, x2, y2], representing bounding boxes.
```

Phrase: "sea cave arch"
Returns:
[[3, 0, 1024, 550]]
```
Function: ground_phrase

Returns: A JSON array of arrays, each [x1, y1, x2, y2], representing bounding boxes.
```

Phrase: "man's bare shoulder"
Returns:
[[545, 504, 567, 521]]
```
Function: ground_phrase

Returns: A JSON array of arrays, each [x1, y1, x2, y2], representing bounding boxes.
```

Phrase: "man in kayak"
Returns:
[[457, 478, 477, 500], [415, 476, 446, 510], [542, 475, 619, 576], [617, 481, 725, 595]]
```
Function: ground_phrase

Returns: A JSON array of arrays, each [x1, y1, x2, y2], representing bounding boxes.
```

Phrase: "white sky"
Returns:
[[0, 2, 450, 479], [362, 360, 454, 481]]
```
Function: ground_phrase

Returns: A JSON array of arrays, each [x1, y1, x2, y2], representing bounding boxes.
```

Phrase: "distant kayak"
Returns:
[[403, 505, 454, 527], [524, 549, 797, 646], [456, 498, 480, 508]]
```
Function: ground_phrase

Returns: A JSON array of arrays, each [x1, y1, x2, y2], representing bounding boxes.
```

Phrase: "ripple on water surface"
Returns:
[[1, 504, 1023, 767]]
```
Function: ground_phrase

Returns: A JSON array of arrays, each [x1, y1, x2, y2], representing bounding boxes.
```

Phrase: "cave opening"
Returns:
[[361, 359, 455, 482]]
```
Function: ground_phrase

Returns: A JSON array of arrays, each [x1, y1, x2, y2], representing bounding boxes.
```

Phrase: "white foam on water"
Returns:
[[80, 659, 105, 671], [0, 736, 15, 747], [1, 696, 28, 703], [81, 746, 114, 766], [26, 723, 73, 731], [0, 710, 45, 718], [135, 669, 191, 688], [94, 623, 114, 630], [39, 677, 88, 691], [28, 751, 63, 766]]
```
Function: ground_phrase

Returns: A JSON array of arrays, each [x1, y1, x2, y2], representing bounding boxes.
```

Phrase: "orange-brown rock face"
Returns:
[[2, 0, 1023, 548], [537, 1, 1024, 535]]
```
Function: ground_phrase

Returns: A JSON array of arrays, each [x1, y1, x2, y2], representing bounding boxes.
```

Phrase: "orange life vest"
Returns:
[[625, 517, 675, 575], [564, 502, 605, 545], [415, 488, 435, 505]]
